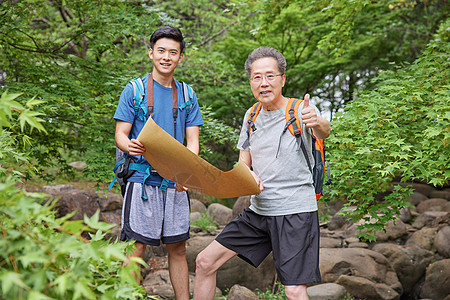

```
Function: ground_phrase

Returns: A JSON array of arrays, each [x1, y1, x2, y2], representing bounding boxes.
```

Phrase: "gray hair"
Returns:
[[244, 47, 287, 77]]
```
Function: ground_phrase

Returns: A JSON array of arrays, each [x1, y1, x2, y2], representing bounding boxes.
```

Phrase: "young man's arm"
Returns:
[[115, 120, 146, 156], [239, 150, 264, 191], [185, 125, 200, 155]]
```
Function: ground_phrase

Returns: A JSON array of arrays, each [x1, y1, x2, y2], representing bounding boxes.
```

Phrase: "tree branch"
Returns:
[[196, 12, 257, 48]]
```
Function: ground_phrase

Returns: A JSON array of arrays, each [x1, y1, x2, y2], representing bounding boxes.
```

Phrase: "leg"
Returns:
[[166, 241, 189, 300], [123, 241, 146, 284], [193, 240, 237, 300], [285, 284, 309, 300]]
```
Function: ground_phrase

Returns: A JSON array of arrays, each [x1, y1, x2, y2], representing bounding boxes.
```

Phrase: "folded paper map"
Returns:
[[137, 117, 261, 198]]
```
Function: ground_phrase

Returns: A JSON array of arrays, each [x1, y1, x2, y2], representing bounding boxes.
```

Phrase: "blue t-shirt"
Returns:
[[114, 74, 204, 188]]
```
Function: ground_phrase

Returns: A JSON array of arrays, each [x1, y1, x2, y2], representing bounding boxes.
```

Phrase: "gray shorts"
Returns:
[[120, 182, 190, 246], [216, 208, 321, 285]]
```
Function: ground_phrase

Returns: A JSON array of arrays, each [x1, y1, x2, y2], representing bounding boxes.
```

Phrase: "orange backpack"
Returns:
[[243, 98, 331, 200]]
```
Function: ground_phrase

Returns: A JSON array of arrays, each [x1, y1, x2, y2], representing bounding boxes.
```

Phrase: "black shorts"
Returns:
[[215, 208, 321, 285]]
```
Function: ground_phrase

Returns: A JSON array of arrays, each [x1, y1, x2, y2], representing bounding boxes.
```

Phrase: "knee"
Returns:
[[195, 251, 215, 276]]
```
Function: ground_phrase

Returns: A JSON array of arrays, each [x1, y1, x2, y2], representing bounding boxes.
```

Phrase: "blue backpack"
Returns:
[[109, 75, 194, 198]]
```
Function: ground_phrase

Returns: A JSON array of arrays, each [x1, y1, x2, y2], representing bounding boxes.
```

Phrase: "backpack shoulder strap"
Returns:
[[179, 81, 194, 115], [241, 102, 262, 149], [285, 98, 303, 137], [275, 98, 313, 174], [247, 102, 263, 135], [130, 76, 147, 121]]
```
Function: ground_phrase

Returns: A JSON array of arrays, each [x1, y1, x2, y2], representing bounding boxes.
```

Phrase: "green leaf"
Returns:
[[27, 290, 53, 300], [18, 109, 47, 133], [83, 210, 115, 232], [0, 271, 28, 294], [25, 96, 45, 109], [62, 219, 89, 234]]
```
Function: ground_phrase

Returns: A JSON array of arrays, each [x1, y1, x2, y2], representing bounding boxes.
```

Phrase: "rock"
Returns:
[[398, 206, 412, 223], [143, 269, 195, 299], [190, 198, 206, 213], [345, 237, 360, 244], [216, 254, 275, 292], [420, 259, 450, 300], [412, 211, 449, 229], [49, 188, 101, 221], [347, 242, 369, 248], [411, 183, 434, 198], [41, 184, 77, 195], [328, 206, 357, 231], [406, 227, 437, 251], [319, 248, 402, 298], [186, 235, 216, 271], [207, 203, 233, 226], [148, 244, 167, 257], [429, 189, 450, 200], [417, 198, 448, 213], [336, 275, 400, 300], [227, 284, 259, 300], [320, 237, 343, 248], [342, 224, 360, 239], [232, 196, 251, 218], [372, 243, 433, 295], [344, 216, 406, 241], [434, 225, 450, 258], [186, 235, 276, 292], [38, 181, 450, 300], [444, 201, 450, 212], [408, 191, 429, 206], [326, 201, 344, 216], [100, 210, 121, 227], [96, 192, 123, 212], [374, 218, 408, 241], [328, 213, 352, 231], [188, 189, 214, 205], [307, 283, 348, 300], [190, 211, 202, 223], [68, 161, 86, 171]]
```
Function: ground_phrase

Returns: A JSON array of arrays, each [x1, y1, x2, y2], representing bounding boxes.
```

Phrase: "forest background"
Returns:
[[0, 0, 448, 298]]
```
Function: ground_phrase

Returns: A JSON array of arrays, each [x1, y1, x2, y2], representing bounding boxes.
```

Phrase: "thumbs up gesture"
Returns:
[[301, 94, 319, 128]]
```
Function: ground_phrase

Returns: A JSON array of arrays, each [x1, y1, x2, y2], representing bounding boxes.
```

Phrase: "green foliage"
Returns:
[[198, 106, 240, 170], [251, 0, 448, 117], [0, 91, 146, 299], [0, 0, 160, 182], [0, 179, 146, 299], [326, 19, 450, 241], [3, 0, 446, 180], [1, 0, 247, 183], [0, 91, 47, 181], [191, 213, 219, 233], [256, 281, 286, 299], [1, 0, 447, 242]]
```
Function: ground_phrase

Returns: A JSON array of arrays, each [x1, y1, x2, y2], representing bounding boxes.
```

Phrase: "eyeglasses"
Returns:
[[250, 73, 284, 83]]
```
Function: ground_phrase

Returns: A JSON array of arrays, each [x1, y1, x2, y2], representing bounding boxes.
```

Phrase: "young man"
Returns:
[[193, 47, 330, 300], [114, 26, 203, 299]]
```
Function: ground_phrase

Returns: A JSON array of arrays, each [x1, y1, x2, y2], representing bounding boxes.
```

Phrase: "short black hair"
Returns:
[[150, 26, 186, 53]]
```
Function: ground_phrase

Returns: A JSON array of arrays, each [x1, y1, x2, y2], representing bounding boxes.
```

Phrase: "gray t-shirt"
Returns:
[[237, 101, 319, 216]]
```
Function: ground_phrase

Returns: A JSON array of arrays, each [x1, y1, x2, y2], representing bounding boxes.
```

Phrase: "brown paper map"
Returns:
[[137, 117, 261, 198]]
